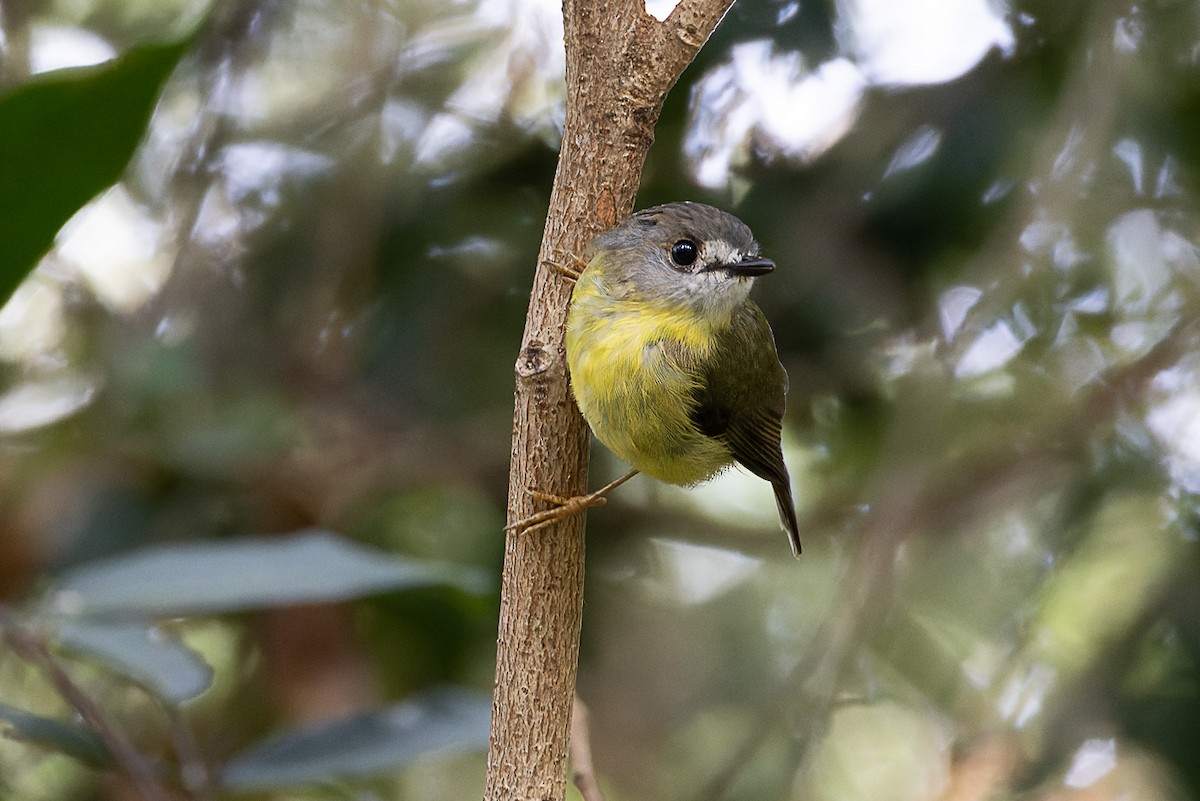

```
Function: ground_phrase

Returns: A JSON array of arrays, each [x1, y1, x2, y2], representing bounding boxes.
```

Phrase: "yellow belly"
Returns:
[[566, 274, 733, 485]]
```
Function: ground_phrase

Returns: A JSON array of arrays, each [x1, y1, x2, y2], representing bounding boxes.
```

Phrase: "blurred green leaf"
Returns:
[[45, 530, 490, 617], [0, 37, 192, 305], [54, 620, 213, 703], [219, 687, 491, 791], [0, 702, 111, 767]]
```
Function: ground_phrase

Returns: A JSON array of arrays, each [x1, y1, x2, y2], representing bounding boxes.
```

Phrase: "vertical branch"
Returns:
[[484, 1, 736, 799]]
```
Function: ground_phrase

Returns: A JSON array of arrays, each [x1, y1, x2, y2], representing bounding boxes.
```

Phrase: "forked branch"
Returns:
[[484, 1, 737, 800]]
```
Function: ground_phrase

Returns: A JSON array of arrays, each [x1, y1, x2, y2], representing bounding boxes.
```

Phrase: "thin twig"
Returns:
[[0, 608, 171, 801], [571, 696, 607, 801], [163, 701, 212, 801]]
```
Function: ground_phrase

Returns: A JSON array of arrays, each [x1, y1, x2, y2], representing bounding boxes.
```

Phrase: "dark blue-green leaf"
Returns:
[[45, 529, 490, 617], [0, 703, 112, 767], [0, 37, 191, 305], [219, 687, 491, 791], [55, 620, 214, 703]]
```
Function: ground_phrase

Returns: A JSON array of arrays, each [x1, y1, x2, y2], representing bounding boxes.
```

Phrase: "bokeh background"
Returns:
[[1, 0, 1199, 799]]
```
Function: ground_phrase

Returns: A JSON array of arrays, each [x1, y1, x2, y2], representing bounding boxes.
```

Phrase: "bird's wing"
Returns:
[[691, 302, 801, 554]]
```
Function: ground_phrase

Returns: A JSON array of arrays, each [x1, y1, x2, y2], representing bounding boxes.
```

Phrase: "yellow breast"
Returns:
[[565, 268, 733, 485]]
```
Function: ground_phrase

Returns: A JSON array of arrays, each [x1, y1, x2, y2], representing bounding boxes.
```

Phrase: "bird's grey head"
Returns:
[[588, 202, 775, 319]]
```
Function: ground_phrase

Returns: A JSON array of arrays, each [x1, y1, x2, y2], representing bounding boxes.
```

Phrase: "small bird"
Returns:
[[564, 201, 801, 555]]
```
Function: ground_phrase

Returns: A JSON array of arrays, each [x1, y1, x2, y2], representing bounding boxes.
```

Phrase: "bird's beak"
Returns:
[[724, 257, 775, 277]]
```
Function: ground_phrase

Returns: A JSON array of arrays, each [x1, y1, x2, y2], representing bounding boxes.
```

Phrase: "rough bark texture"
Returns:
[[484, 1, 736, 799]]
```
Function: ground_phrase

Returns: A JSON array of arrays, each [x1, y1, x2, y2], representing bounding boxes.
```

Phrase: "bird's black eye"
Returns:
[[670, 239, 698, 267]]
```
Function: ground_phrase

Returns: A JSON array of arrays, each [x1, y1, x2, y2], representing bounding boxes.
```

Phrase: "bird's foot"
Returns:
[[504, 490, 608, 535], [504, 469, 639, 535], [543, 254, 588, 283]]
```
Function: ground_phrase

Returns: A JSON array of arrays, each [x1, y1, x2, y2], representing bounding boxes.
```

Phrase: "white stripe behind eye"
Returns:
[[700, 240, 741, 266]]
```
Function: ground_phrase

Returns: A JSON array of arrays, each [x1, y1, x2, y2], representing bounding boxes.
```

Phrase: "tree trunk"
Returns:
[[484, 1, 736, 799]]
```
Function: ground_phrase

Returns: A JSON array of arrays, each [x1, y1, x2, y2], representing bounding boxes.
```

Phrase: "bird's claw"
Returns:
[[504, 487, 609, 535], [504, 470, 638, 536], [543, 254, 588, 283]]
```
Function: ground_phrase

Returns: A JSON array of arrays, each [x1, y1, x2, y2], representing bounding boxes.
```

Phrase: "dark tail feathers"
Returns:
[[771, 479, 801, 557]]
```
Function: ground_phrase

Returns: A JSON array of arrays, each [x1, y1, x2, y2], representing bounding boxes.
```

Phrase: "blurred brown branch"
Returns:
[[571, 696, 607, 801]]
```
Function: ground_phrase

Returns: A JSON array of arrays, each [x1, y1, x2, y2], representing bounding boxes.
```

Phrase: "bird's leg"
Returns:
[[505, 469, 640, 535], [543, 254, 588, 284]]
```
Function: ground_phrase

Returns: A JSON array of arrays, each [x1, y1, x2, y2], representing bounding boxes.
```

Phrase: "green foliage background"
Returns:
[[0, 0, 1198, 800]]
